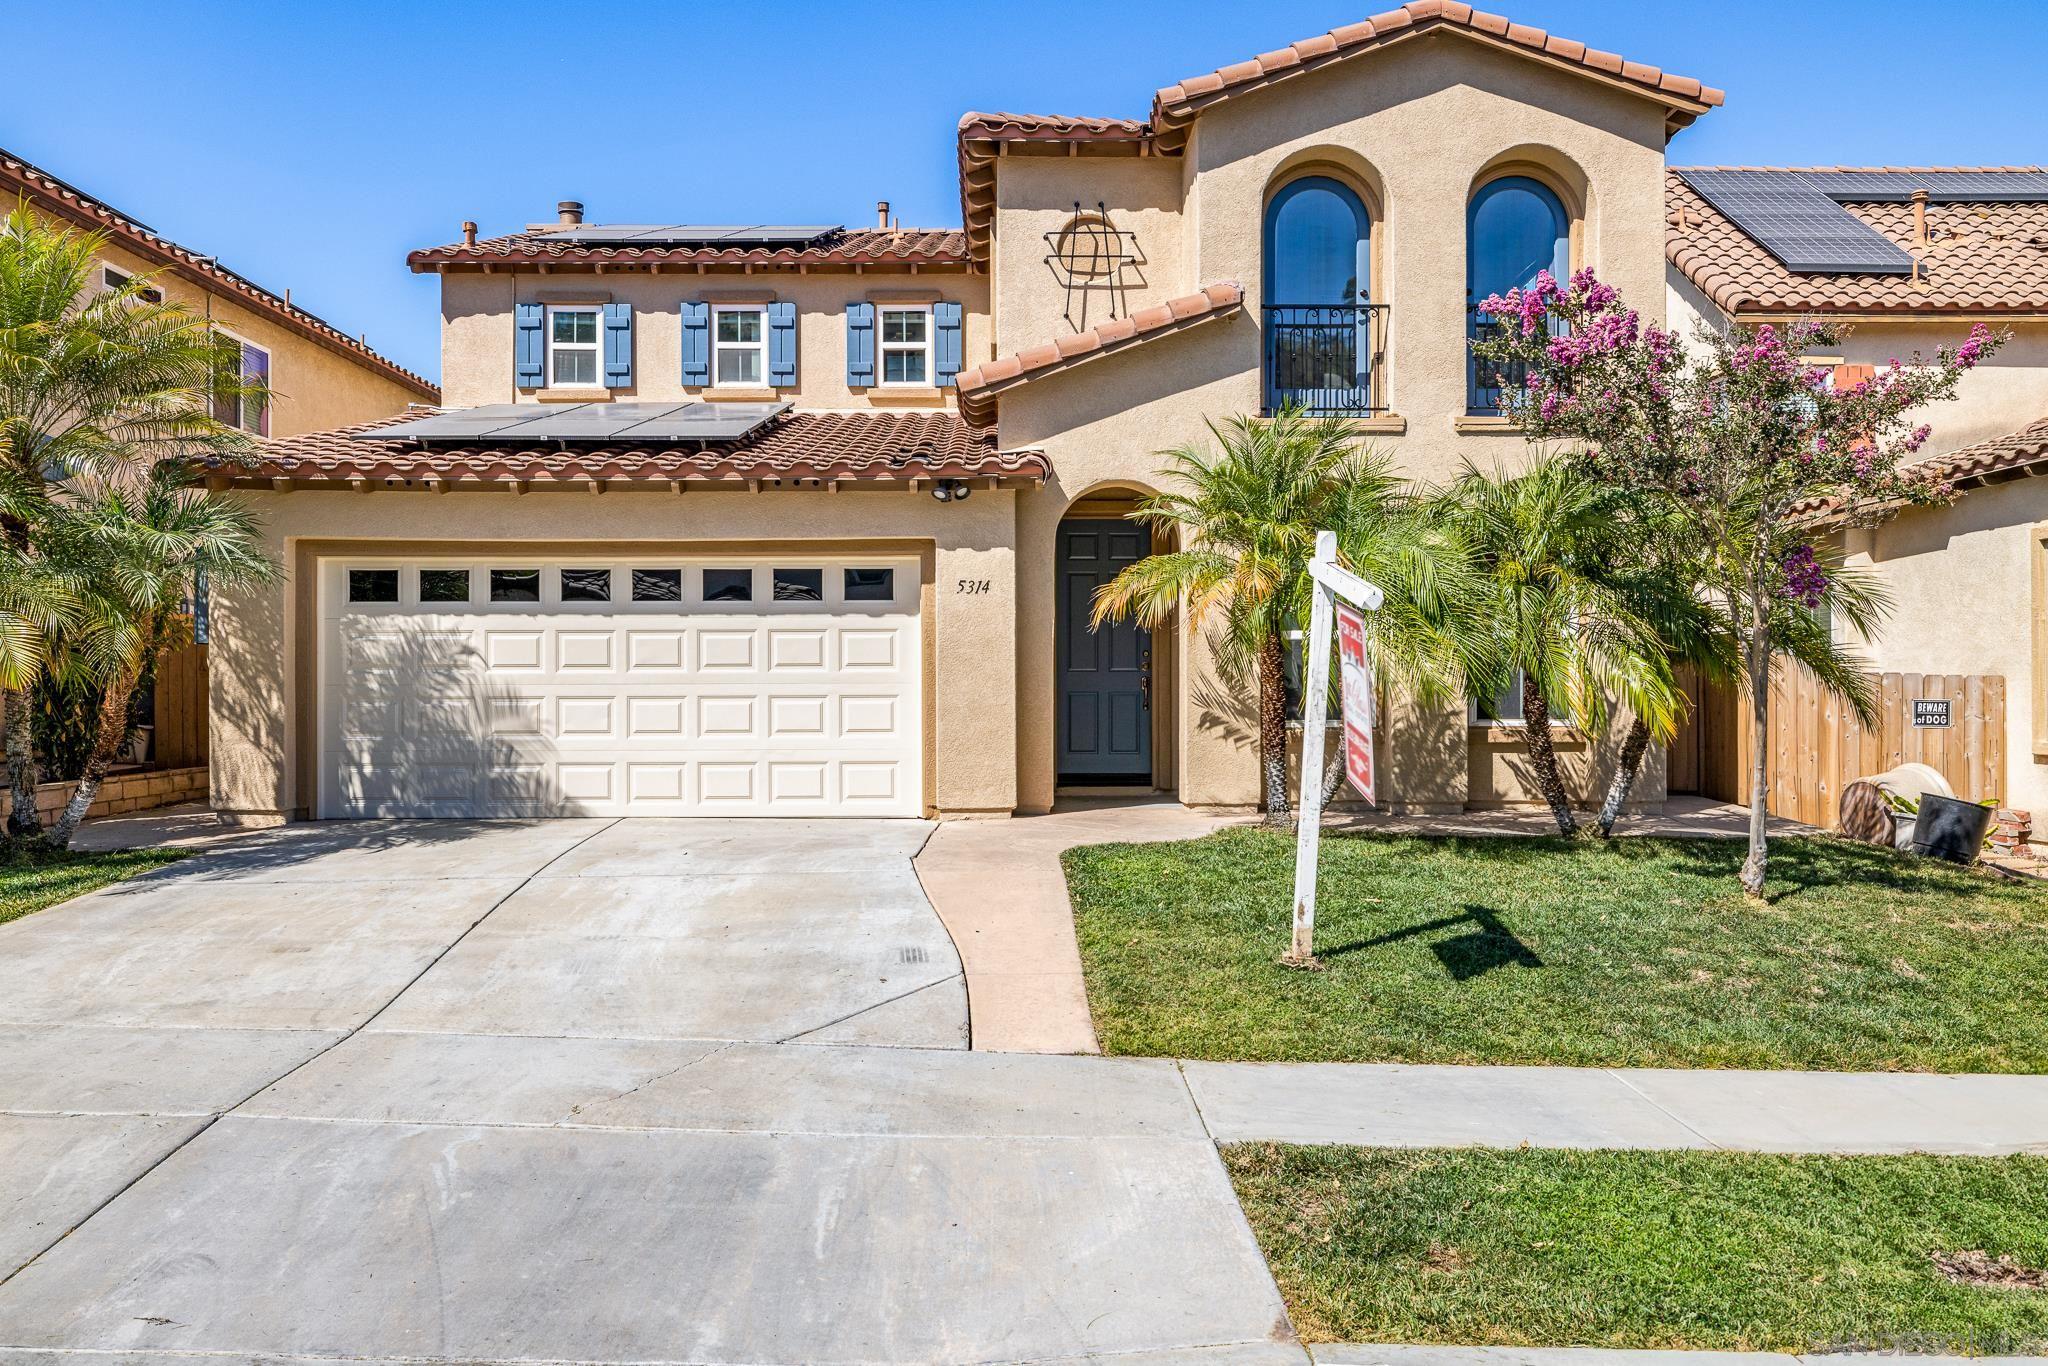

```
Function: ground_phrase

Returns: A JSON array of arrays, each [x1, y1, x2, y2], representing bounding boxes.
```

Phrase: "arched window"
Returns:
[[1467, 175, 1569, 413], [1263, 176, 1376, 413]]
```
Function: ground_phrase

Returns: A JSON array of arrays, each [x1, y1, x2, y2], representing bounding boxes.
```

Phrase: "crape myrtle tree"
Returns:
[[1472, 267, 2005, 897]]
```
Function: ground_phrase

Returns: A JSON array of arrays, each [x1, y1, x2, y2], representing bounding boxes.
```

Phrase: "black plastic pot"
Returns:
[[1911, 792, 1995, 864]]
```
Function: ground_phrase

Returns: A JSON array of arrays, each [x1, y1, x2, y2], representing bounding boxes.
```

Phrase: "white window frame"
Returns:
[[545, 304, 602, 389], [1469, 669, 1527, 727], [212, 327, 271, 435], [877, 305, 933, 387], [711, 304, 768, 389]]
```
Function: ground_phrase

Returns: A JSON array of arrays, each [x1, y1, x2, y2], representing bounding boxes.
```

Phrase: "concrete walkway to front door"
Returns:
[[0, 817, 1299, 1365]]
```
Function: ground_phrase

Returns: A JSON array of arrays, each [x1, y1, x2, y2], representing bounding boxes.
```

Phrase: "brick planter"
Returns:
[[32, 765, 208, 823]]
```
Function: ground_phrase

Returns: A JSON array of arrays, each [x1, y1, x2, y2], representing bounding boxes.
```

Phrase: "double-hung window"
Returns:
[[879, 306, 932, 386], [547, 305, 601, 387], [211, 330, 271, 436], [713, 306, 767, 387]]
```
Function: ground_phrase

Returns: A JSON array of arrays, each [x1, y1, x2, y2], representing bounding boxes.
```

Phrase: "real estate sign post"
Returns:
[[1288, 531, 1383, 967]]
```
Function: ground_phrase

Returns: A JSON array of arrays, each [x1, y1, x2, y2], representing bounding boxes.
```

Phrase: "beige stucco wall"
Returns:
[[210, 487, 1019, 821], [437, 271, 990, 412], [1840, 477, 2048, 819], [68, 227, 427, 437], [997, 32, 1677, 811]]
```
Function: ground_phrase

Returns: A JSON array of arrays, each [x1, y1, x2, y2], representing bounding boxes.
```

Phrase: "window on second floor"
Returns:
[[879, 306, 931, 386], [547, 305, 601, 387], [714, 305, 767, 387], [1467, 175, 1569, 415], [211, 331, 270, 436], [1262, 176, 1378, 415], [99, 265, 163, 305]]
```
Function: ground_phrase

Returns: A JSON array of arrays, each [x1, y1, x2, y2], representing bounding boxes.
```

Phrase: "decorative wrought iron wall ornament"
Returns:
[[1045, 202, 1141, 331]]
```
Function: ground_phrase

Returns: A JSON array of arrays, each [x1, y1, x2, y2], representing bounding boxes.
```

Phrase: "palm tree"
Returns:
[[1444, 458, 1682, 837], [0, 201, 262, 837], [38, 467, 275, 848], [1089, 409, 1373, 824]]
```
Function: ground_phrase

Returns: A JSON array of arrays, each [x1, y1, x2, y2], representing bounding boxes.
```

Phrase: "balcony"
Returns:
[[1468, 307, 1565, 415], [1262, 304, 1389, 416]]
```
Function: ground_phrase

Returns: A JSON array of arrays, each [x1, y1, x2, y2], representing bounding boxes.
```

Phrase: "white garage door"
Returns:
[[318, 555, 922, 818]]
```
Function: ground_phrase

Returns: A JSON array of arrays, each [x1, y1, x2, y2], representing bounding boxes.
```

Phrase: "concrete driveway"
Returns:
[[0, 818, 1298, 1365]]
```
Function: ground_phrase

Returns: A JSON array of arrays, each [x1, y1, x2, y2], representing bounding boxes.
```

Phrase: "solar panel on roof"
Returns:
[[1677, 170, 1915, 274], [1797, 170, 2048, 202], [546, 224, 841, 246], [357, 402, 790, 445]]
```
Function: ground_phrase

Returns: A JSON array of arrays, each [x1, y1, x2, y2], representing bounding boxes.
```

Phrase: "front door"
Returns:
[[1057, 519, 1152, 783]]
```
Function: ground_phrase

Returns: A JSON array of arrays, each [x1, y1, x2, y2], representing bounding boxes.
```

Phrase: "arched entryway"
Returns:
[[1054, 489, 1173, 790]]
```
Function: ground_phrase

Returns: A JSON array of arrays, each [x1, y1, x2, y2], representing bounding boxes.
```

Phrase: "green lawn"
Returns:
[[1225, 1144, 2048, 1352], [1064, 830, 2048, 1071], [0, 844, 186, 927]]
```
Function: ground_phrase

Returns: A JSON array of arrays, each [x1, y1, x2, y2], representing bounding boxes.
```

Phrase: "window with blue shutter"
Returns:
[[603, 302, 633, 389], [680, 301, 710, 385], [934, 301, 964, 387], [845, 301, 875, 387], [767, 301, 797, 387], [514, 301, 545, 388]]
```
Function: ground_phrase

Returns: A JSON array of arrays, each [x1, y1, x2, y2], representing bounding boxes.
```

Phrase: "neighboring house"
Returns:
[[4, 146, 439, 437], [201, 0, 2024, 826], [1668, 168, 2048, 825]]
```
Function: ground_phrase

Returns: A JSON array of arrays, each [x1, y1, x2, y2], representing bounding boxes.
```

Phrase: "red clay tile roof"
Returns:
[[244, 408, 1048, 487], [1, 146, 438, 401], [954, 283, 1244, 428], [409, 227, 969, 273], [1793, 415, 2048, 521], [1668, 168, 2048, 317], [1150, 1, 1723, 150], [956, 114, 1156, 262]]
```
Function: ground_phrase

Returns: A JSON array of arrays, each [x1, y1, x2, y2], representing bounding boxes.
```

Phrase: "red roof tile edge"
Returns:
[[1, 148, 438, 401], [1151, 1, 1723, 140], [1794, 416, 2048, 520], [409, 227, 970, 271], [245, 408, 1049, 486], [954, 282, 1245, 428]]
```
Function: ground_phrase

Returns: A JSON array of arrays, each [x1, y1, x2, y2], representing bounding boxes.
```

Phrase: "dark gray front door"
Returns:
[[1057, 519, 1151, 782]]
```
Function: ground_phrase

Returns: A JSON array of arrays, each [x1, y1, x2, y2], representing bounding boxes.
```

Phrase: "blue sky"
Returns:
[[8, 0, 2042, 384]]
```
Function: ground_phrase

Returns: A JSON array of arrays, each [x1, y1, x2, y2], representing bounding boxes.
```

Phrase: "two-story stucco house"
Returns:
[[4, 145, 439, 438], [208, 1, 2041, 827]]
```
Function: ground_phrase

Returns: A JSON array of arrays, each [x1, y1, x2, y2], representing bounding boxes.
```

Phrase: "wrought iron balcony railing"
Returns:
[[1263, 304, 1389, 416], [1468, 306, 1566, 415]]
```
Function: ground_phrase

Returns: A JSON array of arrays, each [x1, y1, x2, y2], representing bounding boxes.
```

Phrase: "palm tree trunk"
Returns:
[[1739, 612, 1772, 900], [1319, 726, 1349, 809], [4, 685, 41, 840], [1595, 717, 1652, 838], [47, 661, 142, 850], [1521, 674, 1578, 838], [1257, 632, 1290, 826]]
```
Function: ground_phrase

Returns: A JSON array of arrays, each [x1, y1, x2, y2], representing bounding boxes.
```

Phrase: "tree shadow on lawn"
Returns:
[[1321, 903, 1544, 981], [1602, 833, 1991, 903]]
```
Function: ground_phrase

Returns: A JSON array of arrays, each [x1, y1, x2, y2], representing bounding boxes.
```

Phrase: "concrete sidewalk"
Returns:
[[1185, 1059, 2048, 1155]]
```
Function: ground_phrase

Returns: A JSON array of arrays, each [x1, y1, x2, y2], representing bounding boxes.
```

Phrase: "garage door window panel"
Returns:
[[419, 568, 471, 604], [631, 568, 683, 602], [844, 567, 894, 602], [561, 568, 612, 603], [348, 569, 399, 603], [490, 569, 541, 602], [704, 568, 754, 603], [773, 567, 824, 602]]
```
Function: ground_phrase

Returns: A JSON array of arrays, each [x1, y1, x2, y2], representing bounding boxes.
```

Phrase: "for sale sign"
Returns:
[[1334, 600, 1375, 806]]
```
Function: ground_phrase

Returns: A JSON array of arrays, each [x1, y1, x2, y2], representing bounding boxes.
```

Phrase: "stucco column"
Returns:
[[209, 502, 298, 823]]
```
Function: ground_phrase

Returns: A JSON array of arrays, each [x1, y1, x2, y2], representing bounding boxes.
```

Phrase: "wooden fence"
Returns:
[[151, 642, 209, 769], [1678, 667, 2006, 827]]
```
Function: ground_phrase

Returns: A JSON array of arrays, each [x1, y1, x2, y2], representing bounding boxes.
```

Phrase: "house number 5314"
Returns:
[[956, 579, 992, 595]]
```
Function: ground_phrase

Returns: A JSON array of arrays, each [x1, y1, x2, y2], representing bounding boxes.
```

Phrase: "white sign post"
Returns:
[[1288, 530, 1382, 967]]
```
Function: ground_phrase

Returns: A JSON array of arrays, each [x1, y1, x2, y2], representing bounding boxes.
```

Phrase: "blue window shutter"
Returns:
[[680, 301, 710, 385], [514, 301, 544, 387], [846, 301, 875, 387], [767, 301, 797, 387], [603, 302, 633, 388], [934, 301, 964, 386]]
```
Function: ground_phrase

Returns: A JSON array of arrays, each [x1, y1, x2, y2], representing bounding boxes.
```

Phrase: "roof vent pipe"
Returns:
[[1910, 188, 1929, 248], [876, 200, 890, 229], [558, 200, 585, 226], [461, 221, 478, 247]]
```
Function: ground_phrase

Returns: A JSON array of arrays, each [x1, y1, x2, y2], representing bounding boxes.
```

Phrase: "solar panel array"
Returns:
[[357, 402, 792, 445], [545, 224, 841, 246], [1676, 170, 1914, 273], [1677, 168, 2048, 274]]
